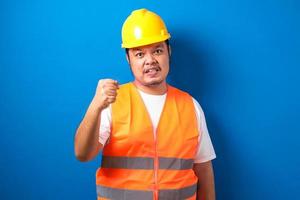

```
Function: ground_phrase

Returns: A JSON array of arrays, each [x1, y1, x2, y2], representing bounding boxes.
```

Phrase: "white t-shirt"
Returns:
[[99, 89, 216, 163]]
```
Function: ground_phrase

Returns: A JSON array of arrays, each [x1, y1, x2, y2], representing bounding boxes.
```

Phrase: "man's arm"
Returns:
[[74, 79, 118, 162], [193, 161, 216, 200]]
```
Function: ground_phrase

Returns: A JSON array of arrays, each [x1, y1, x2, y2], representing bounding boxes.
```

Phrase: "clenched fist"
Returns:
[[93, 79, 119, 110]]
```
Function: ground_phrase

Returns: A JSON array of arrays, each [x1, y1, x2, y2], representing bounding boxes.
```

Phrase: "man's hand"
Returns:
[[93, 79, 119, 110], [74, 78, 119, 162]]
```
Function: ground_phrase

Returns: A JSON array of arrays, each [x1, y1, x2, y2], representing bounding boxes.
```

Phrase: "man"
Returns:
[[75, 8, 216, 200]]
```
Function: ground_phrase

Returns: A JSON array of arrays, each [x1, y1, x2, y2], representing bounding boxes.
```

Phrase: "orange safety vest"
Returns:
[[96, 82, 199, 200]]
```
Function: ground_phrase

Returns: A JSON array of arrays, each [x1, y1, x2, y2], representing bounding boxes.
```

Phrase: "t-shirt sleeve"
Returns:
[[192, 98, 216, 163], [99, 105, 112, 145]]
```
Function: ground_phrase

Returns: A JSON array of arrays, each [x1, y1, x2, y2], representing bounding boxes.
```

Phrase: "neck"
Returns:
[[133, 80, 167, 95]]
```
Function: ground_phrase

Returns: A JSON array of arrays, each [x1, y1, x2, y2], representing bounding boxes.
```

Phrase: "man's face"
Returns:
[[127, 42, 170, 88]]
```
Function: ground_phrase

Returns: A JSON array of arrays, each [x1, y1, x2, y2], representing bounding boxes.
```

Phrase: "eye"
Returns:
[[135, 52, 144, 58], [154, 49, 163, 55]]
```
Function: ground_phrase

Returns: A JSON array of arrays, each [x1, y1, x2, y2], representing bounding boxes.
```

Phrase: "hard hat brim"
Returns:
[[121, 34, 171, 48]]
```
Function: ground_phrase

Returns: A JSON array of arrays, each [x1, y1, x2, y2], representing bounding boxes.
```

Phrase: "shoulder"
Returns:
[[168, 85, 192, 100], [118, 82, 132, 93], [113, 82, 133, 102], [192, 97, 204, 114]]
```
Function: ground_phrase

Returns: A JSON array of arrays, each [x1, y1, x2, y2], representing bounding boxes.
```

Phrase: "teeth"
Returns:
[[145, 68, 159, 73]]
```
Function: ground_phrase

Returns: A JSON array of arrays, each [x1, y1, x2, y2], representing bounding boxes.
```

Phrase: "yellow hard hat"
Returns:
[[121, 8, 171, 48]]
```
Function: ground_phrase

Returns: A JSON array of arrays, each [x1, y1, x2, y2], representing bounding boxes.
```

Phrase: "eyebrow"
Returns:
[[132, 48, 142, 52], [153, 44, 164, 49]]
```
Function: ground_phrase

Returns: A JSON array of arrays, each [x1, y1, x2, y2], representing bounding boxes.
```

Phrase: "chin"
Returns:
[[145, 79, 164, 86]]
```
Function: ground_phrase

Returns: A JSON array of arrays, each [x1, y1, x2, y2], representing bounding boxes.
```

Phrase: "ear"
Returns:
[[168, 45, 172, 57], [126, 54, 129, 63]]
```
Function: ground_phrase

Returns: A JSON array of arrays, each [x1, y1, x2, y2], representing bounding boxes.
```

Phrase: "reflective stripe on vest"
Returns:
[[101, 156, 194, 170], [159, 157, 194, 170], [101, 156, 153, 169], [97, 183, 197, 200], [97, 185, 153, 200]]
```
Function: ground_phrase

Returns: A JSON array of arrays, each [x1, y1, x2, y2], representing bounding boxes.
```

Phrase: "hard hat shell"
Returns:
[[121, 8, 171, 48]]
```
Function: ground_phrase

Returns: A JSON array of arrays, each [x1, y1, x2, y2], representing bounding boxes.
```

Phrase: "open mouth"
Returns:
[[144, 67, 161, 74]]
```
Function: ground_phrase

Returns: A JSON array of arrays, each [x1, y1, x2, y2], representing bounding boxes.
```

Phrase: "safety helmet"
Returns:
[[121, 8, 171, 48]]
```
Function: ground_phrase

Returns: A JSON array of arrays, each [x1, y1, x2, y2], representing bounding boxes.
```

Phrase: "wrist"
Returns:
[[90, 98, 105, 111]]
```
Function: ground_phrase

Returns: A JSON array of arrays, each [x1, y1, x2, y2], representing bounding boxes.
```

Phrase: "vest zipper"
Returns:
[[154, 130, 158, 200]]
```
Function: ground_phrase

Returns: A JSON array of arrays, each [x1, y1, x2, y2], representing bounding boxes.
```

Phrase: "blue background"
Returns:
[[1, 0, 299, 199]]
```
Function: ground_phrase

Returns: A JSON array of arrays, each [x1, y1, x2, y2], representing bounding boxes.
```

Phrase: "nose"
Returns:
[[144, 53, 158, 66]]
